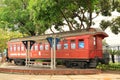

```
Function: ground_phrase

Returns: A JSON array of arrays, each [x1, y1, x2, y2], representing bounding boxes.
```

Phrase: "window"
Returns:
[[63, 40, 68, 49], [35, 45, 38, 51], [13, 44, 17, 51], [31, 46, 33, 50], [40, 45, 43, 50], [21, 45, 24, 51], [71, 40, 76, 49], [17, 45, 20, 51], [39, 43, 44, 50], [78, 39, 84, 48], [45, 44, 49, 50], [10, 45, 12, 52], [57, 43, 61, 50], [93, 37, 97, 48]]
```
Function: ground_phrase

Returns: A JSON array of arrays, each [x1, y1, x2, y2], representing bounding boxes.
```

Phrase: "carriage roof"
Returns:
[[9, 28, 108, 42]]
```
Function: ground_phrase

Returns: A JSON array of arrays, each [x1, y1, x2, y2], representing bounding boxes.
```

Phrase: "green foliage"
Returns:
[[100, 0, 120, 34], [102, 40, 108, 46], [100, 0, 111, 16], [0, 0, 37, 36], [0, 0, 120, 35], [35, 59, 43, 62], [108, 49, 120, 63], [97, 63, 120, 71], [115, 0, 120, 12], [117, 50, 120, 55], [96, 63, 108, 70], [100, 16, 120, 34], [108, 49, 118, 55], [0, 29, 25, 52], [100, 20, 111, 31]]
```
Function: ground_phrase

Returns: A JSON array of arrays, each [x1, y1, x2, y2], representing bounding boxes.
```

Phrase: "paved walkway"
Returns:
[[0, 73, 119, 80]]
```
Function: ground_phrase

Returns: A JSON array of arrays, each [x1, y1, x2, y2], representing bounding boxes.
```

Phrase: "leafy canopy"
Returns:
[[0, 0, 120, 36], [0, 29, 24, 52]]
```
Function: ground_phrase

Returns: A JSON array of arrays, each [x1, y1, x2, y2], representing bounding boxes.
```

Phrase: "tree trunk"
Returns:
[[111, 54, 115, 63], [50, 27, 54, 33], [87, 0, 92, 30], [60, 9, 73, 31]]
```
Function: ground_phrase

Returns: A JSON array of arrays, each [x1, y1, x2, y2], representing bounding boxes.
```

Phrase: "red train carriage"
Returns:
[[7, 28, 108, 68]]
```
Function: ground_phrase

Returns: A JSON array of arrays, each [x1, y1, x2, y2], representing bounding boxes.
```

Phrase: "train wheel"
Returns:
[[14, 59, 25, 66], [89, 59, 99, 68], [83, 62, 89, 69], [65, 61, 72, 68], [77, 62, 88, 69]]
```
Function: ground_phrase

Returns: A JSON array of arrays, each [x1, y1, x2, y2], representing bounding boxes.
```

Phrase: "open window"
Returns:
[[78, 39, 84, 48]]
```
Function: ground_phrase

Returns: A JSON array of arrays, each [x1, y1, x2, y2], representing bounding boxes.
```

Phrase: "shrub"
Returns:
[[97, 63, 120, 70]]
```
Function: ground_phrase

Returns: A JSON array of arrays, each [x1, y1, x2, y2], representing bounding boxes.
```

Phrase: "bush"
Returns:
[[97, 63, 120, 70]]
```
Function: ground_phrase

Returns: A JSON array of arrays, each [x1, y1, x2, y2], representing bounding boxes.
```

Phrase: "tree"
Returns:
[[100, 16, 120, 34], [0, 0, 120, 35], [28, 0, 100, 32], [0, 0, 37, 36], [25, 0, 120, 34], [117, 50, 120, 55], [0, 29, 24, 52], [100, 0, 120, 34], [108, 49, 118, 63]]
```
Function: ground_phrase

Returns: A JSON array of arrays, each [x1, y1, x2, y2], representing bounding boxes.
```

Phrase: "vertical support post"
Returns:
[[46, 37, 58, 69], [25, 41, 30, 66], [50, 47, 54, 69], [53, 37, 56, 69], [26, 41, 28, 66], [28, 41, 30, 66]]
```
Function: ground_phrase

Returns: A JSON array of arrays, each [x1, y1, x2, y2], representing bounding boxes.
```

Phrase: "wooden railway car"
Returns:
[[7, 28, 108, 68]]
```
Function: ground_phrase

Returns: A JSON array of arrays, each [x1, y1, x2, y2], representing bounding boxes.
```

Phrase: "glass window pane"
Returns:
[[64, 43, 68, 49], [57, 43, 61, 50], [71, 40, 76, 49], [10, 45, 12, 52], [40, 45, 43, 50], [17, 45, 20, 51], [35, 45, 38, 51], [45, 44, 49, 50], [14, 44, 16, 51], [63, 40, 68, 49], [21, 45, 24, 51], [78, 40, 84, 48]]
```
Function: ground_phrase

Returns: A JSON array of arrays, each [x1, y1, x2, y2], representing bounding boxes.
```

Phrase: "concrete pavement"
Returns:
[[0, 73, 119, 80]]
